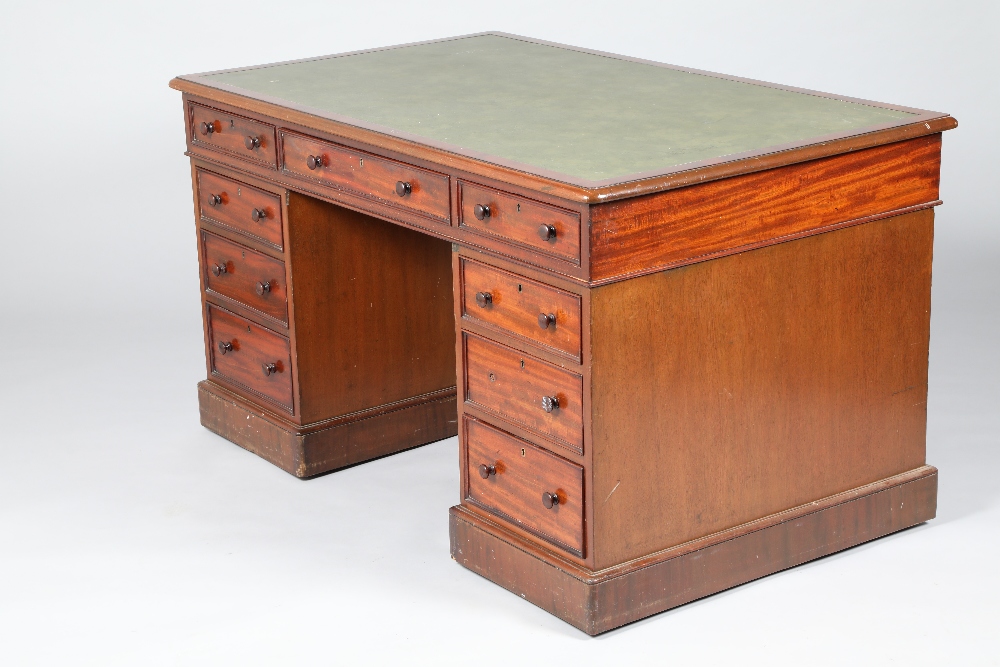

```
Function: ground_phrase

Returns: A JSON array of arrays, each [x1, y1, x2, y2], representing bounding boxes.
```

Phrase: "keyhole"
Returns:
[[246, 325, 251, 332], [516, 204, 521, 212], [488, 373, 496, 382], [520, 359, 524, 369], [520, 448, 526, 457], [360, 157, 364, 167], [517, 284, 522, 292], [241, 251, 245, 259], [229, 120, 235, 128]]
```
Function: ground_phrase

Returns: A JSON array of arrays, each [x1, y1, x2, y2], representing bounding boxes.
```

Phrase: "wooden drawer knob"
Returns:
[[255, 281, 271, 295], [538, 313, 556, 329], [261, 362, 278, 376], [395, 181, 412, 197], [478, 463, 496, 479], [475, 291, 493, 308], [306, 154, 324, 170], [217, 341, 233, 355], [251, 208, 267, 222], [211, 263, 228, 276], [538, 224, 557, 241], [207, 193, 222, 207], [541, 395, 560, 413], [199, 121, 216, 135], [244, 135, 261, 150], [473, 204, 491, 221], [542, 491, 560, 509]]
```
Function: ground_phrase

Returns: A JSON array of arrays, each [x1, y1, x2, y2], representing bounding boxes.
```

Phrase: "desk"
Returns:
[[170, 33, 955, 634]]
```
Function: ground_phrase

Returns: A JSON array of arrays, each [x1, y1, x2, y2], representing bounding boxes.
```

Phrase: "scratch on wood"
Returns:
[[604, 480, 621, 504]]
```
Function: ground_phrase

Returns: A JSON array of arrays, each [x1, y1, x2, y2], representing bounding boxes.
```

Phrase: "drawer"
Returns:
[[207, 305, 293, 412], [280, 131, 450, 223], [459, 181, 581, 264], [202, 232, 288, 324], [464, 333, 583, 454], [197, 170, 284, 249], [190, 103, 278, 168], [460, 259, 582, 360], [465, 417, 584, 556]]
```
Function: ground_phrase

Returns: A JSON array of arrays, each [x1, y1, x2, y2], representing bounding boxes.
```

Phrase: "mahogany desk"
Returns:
[[170, 33, 956, 634]]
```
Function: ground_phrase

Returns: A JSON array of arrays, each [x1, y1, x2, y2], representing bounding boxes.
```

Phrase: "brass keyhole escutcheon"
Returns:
[[520, 448, 525, 457], [488, 373, 496, 382]]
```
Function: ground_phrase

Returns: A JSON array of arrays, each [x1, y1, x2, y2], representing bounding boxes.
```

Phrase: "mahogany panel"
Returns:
[[460, 258, 582, 361], [207, 304, 293, 412], [202, 232, 288, 324], [459, 181, 581, 264], [464, 333, 583, 454], [197, 170, 284, 249], [588, 210, 934, 568], [281, 130, 450, 224], [190, 103, 277, 168], [589, 134, 943, 282], [465, 417, 584, 556]]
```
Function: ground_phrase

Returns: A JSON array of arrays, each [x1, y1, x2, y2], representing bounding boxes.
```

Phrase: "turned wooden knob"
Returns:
[[244, 135, 261, 150], [217, 341, 233, 354], [541, 396, 560, 413], [251, 208, 267, 222], [306, 154, 323, 170], [538, 224, 557, 241], [473, 204, 491, 221], [538, 313, 556, 329], [542, 491, 560, 509], [395, 181, 412, 197], [479, 463, 496, 479], [207, 193, 222, 207], [262, 362, 278, 376], [475, 292, 493, 308], [199, 121, 216, 135], [211, 263, 227, 277], [255, 281, 271, 295]]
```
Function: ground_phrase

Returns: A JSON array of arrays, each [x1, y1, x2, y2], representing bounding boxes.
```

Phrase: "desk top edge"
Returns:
[[170, 32, 956, 203]]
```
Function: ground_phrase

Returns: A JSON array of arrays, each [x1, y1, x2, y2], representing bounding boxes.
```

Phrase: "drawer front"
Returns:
[[207, 305, 293, 412], [459, 181, 581, 264], [202, 232, 288, 324], [197, 170, 284, 249], [461, 259, 582, 360], [281, 131, 450, 223], [465, 417, 584, 555], [464, 333, 583, 453], [190, 103, 277, 167]]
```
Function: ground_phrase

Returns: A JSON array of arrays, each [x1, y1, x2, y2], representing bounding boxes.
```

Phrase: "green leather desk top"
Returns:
[[183, 33, 941, 186]]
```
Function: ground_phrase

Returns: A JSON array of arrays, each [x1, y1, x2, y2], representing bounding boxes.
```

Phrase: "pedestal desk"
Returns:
[[170, 33, 956, 634]]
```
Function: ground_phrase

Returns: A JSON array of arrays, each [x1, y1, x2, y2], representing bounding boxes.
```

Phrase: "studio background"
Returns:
[[1, 1, 996, 664]]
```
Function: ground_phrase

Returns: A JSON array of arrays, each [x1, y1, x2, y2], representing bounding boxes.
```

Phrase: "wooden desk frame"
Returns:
[[171, 33, 955, 634]]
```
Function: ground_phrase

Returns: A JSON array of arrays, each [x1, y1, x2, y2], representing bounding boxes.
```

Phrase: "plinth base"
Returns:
[[198, 380, 458, 478], [450, 466, 937, 635]]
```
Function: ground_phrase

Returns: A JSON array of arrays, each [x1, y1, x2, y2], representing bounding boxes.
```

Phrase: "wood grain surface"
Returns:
[[589, 135, 942, 282], [451, 465, 937, 634], [587, 209, 934, 568], [207, 304, 293, 412], [465, 417, 585, 555], [190, 102, 277, 168], [202, 231, 288, 323], [459, 180, 581, 264], [460, 258, 582, 360], [281, 130, 451, 224], [464, 332, 584, 453], [286, 193, 456, 424], [197, 169, 285, 249]]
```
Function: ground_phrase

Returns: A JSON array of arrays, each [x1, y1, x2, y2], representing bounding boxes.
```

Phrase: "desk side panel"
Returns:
[[589, 135, 941, 284], [588, 210, 933, 569]]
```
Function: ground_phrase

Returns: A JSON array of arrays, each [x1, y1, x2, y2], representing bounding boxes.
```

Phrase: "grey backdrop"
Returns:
[[1, 1, 997, 664]]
